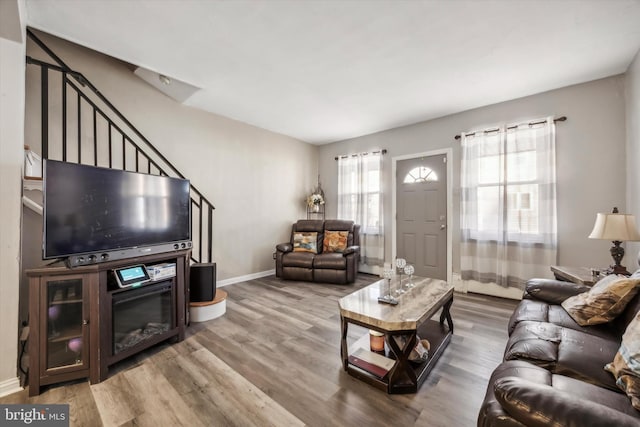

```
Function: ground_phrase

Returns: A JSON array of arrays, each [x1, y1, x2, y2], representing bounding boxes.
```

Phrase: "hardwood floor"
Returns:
[[1, 274, 519, 426]]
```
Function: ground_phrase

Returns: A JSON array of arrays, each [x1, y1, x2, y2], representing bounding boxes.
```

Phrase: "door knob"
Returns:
[[440, 224, 446, 230]]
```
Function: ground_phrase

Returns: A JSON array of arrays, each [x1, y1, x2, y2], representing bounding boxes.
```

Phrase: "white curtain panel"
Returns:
[[337, 152, 384, 268], [460, 117, 557, 289]]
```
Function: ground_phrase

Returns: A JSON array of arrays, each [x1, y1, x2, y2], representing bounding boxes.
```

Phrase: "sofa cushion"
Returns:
[[280, 266, 313, 282], [524, 278, 591, 304], [292, 231, 318, 253], [561, 275, 640, 326], [605, 312, 640, 411], [313, 253, 346, 270], [281, 252, 315, 268], [504, 321, 620, 391], [493, 377, 640, 427], [292, 220, 325, 233], [478, 360, 640, 427], [323, 231, 348, 253], [508, 299, 619, 340]]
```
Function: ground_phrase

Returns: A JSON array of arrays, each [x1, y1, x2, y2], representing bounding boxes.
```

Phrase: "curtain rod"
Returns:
[[334, 149, 387, 161], [454, 116, 567, 140]]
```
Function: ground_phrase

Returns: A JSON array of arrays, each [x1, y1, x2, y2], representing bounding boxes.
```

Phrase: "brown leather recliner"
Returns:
[[275, 219, 360, 284], [478, 278, 640, 426]]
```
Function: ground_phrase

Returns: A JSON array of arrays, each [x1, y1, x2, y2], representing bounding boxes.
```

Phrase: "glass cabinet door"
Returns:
[[43, 277, 87, 371]]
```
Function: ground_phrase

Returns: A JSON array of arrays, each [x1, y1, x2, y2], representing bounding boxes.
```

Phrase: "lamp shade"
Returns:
[[588, 213, 640, 241]]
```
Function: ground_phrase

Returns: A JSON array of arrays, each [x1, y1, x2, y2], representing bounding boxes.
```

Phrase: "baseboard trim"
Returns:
[[0, 377, 22, 398], [217, 269, 275, 287], [358, 264, 383, 276], [465, 280, 524, 300]]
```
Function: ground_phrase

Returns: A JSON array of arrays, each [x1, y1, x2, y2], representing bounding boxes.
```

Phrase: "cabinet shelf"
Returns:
[[48, 326, 82, 343], [49, 299, 83, 305], [344, 320, 452, 393], [47, 350, 82, 370]]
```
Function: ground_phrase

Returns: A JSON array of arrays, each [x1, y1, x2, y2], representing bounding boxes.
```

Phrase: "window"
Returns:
[[403, 166, 438, 183], [462, 123, 555, 243], [337, 154, 382, 235], [473, 132, 540, 239], [337, 152, 384, 268]]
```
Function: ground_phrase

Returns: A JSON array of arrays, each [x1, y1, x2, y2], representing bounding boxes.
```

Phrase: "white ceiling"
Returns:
[[24, 0, 640, 144]]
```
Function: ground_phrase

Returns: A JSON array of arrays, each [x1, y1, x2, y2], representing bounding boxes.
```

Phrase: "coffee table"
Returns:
[[339, 276, 454, 394]]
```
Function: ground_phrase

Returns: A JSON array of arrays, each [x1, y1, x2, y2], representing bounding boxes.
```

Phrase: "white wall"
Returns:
[[0, 0, 26, 396], [23, 31, 318, 283], [319, 76, 628, 277], [626, 49, 640, 261]]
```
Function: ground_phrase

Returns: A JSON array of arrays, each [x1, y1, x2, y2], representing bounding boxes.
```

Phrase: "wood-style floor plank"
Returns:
[[1, 273, 518, 426]]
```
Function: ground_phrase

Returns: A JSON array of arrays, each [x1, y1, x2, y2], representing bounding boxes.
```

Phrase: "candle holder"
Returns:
[[404, 264, 415, 289], [395, 258, 407, 295], [378, 268, 398, 305]]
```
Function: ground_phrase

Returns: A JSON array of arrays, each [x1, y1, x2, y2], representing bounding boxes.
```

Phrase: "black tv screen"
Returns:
[[43, 160, 191, 260]]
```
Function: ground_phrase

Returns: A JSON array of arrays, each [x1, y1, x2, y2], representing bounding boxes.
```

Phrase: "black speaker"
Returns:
[[190, 263, 217, 302]]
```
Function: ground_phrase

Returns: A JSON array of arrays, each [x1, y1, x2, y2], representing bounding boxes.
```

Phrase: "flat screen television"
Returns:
[[43, 160, 191, 266]]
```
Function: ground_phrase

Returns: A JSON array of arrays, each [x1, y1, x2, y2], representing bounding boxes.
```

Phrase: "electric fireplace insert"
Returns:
[[111, 280, 175, 355]]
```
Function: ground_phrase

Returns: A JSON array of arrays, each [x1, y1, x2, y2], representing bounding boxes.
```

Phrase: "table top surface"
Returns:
[[550, 265, 595, 286], [338, 276, 453, 331]]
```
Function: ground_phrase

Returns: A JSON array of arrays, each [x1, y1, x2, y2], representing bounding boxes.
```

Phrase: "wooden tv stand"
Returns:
[[27, 250, 190, 396]]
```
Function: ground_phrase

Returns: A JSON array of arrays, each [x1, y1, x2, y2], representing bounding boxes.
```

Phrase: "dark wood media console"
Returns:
[[27, 250, 190, 396]]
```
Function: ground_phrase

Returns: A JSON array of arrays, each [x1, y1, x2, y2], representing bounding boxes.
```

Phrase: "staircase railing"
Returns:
[[25, 29, 214, 263]]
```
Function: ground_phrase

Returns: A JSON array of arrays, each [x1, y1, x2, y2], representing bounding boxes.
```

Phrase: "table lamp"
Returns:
[[588, 207, 640, 275]]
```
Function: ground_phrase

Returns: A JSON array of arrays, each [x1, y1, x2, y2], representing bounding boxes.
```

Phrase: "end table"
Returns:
[[550, 265, 595, 286]]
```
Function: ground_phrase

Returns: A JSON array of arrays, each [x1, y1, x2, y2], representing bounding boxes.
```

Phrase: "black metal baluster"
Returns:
[[62, 72, 67, 162], [41, 67, 48, 161], [199, 195, 204, 262], [208, 204, 213, 262], [77, 92, 81, 163], [190, 200, 197, 261], [93, 108, 97, 166], [108, 123, 112, 168]]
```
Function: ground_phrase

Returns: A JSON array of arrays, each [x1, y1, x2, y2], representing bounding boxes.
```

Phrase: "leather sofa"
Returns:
[[275, 219, 360, 284], [478, 278, 640, 426]]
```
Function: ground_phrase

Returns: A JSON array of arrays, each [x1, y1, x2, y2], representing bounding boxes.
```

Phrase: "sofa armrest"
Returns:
[[343, 246, 359, 256], [524, 278, 590, 304], [276, 242, 293, 253], [494, 377, 640, 427]]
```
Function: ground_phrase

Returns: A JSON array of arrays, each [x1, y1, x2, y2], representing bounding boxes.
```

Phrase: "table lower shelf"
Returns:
[[345, 319, 452, 394]]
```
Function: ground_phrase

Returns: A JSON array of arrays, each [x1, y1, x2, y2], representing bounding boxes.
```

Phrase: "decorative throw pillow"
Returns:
[[292, 232, 318, 253], [561, 275, 640, 326], [605, 312, 640, 410], [323, 231, 348, 253]]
